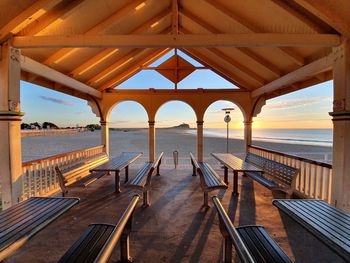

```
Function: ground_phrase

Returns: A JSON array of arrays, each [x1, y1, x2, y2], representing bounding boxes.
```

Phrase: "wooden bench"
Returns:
[[245, 153, 299, 197], [213, 196, 291, 263], [0, 197, 79, 261], [58, 195, 140, 263], [273, 199, 350, 261], [55, 153, 109, 196], [190, 152, 227, 207], [127, 152, 163, 207]]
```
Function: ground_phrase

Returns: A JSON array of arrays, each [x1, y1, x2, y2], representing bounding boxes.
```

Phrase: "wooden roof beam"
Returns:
[[203, 0, 306, 66], [0, 0, 61, 42], [42, 0, 145, 65], [69, 8, 171, 77], [100, 48, 171, 91], [17, 0, 85, 36], [13, 33, 340, 49], [251, 53, 334, 98], [20, 55, 102, 98], [179, 8, 282, 78], [181, 48, 251, 90], [172, 0, 179, 35], [293, 0, 350, 39]]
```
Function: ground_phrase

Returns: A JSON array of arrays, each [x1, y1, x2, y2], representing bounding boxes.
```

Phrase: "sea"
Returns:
[[187, 128, 333, 147]]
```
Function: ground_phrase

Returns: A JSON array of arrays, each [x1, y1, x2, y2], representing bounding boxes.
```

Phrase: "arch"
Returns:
[[154, 99, 198, 122], [105, 99, 149, 122]]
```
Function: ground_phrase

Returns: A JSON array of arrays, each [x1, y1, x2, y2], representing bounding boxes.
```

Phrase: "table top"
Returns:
[[273, 199, 350, 259], [211, 153, 263, 173], [90, 152, 142, 172]]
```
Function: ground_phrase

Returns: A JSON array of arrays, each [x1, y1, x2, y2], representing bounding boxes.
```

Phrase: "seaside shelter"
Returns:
[[0, 0, 349, 215]]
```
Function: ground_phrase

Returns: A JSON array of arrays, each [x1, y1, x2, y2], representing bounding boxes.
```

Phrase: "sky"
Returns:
[[20, 50, 333, 129]]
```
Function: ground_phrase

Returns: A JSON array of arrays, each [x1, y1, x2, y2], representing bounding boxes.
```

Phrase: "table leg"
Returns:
[[224, 166, 229, 184], [125, 166, 129, 183], [115, 171, 121, 193], [232, 171, 239, 196]]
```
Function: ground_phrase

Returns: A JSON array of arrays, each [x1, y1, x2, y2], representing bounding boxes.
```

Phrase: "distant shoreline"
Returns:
[[21, 129, 87, 137]]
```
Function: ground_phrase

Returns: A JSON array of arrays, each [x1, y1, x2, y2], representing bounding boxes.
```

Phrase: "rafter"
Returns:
[[293, 0, 350, 39], [251, 53, 334, 98], [17, 0, 85, 36], [100, 48, 171, 91], [69, 8, 171, 77], [269, 0, 336, 34], [13, 33, 340, 49], [179, 8, 281, 78], [20, 55, 102, 98], [0, 0, 61, 42], [42, 0, 145, 65], [203, 0, 306, 66], [181, 48, 251, 90]]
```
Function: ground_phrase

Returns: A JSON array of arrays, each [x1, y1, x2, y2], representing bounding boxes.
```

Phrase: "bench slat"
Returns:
[[0, 197, 79, 261], [128, 163, 153, 187], [273, 199, 350, 260]]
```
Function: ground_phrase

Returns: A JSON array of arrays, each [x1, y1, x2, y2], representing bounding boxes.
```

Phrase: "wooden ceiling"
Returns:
[[1, 0, 349, 100]]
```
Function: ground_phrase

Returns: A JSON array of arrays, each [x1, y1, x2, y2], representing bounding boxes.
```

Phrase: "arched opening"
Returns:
[[155, 101, 197, 162], [252, 81, 333, 162], [108, 101, 149, 158], [203, 100, 245, 158], [20, 81, 101, 162]]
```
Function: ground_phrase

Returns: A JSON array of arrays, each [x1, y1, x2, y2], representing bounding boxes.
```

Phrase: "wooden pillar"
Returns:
[[100, 120, 109, 156], [330, 40, 350, 212], [244, 120, 253, 153], [0, 42, 23, 209], [149, 120, 155, 162], [197, 120, 204, 162]]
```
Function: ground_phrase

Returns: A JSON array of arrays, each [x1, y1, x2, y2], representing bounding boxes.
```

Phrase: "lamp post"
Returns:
[[222, 108, 234, 153]]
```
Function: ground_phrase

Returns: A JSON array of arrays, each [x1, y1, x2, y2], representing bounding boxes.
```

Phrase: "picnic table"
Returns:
[[0, 197, 79, 261], [211, 153, 264, 196], [90, 152, 142, 193]]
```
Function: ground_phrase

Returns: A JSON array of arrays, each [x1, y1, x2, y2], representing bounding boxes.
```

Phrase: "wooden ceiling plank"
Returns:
[[270, 0, 335, 33], [181, 48, 252, 90], [13, 33, 340, 49], [42, 0, 145, 65], [293, 0, 350, 39], [100, 48, 172, 91], [69, 8, 171, 77], [251, 53, 334, 98], [203, 0, 306, 66], [0, 0, 61, 42], [20, 55, 102, 98], [180, 8, 282, 78], [18, 0, 85, 36]]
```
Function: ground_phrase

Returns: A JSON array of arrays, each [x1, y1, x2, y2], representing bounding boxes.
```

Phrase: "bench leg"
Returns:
[[203, 192, 209, 207], [143, 190, 150, 207], [191, 161, 196, 176], [233, 171, 239, 196], [120, 215, 133, 263], [224, 166, 229, 184], [125, 166, 129, 183], [156, 161, 161, 176], [115, 171, 121, 193], [223, 237, 233, 263]]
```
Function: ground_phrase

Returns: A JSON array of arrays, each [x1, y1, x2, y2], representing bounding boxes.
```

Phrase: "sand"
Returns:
[[21, 128, 332, 164]]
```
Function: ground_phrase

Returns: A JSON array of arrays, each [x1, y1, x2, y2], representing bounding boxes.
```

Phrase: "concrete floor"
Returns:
[[6, 158, 343, 263]]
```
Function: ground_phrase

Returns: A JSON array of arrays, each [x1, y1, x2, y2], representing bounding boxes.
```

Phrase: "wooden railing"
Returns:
[[21, 145, 105, 200], [248, 145, 333, 202]]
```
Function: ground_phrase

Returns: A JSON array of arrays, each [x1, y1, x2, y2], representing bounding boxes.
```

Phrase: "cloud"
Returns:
[[39, 96, 74, 106], [264, 96, 331, 110]]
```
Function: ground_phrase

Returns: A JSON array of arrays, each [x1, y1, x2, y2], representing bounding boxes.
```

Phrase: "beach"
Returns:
[[21, 128, 333, 164]]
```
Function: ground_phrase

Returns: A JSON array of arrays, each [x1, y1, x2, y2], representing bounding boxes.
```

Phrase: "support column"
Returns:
[[149, 121, 155, 162], [330, 40, 350, 212], [100, 120, 109, 156], [0, 42, 23, 209], [243, 120, 253, 153], [197, 120, 204, 162]]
